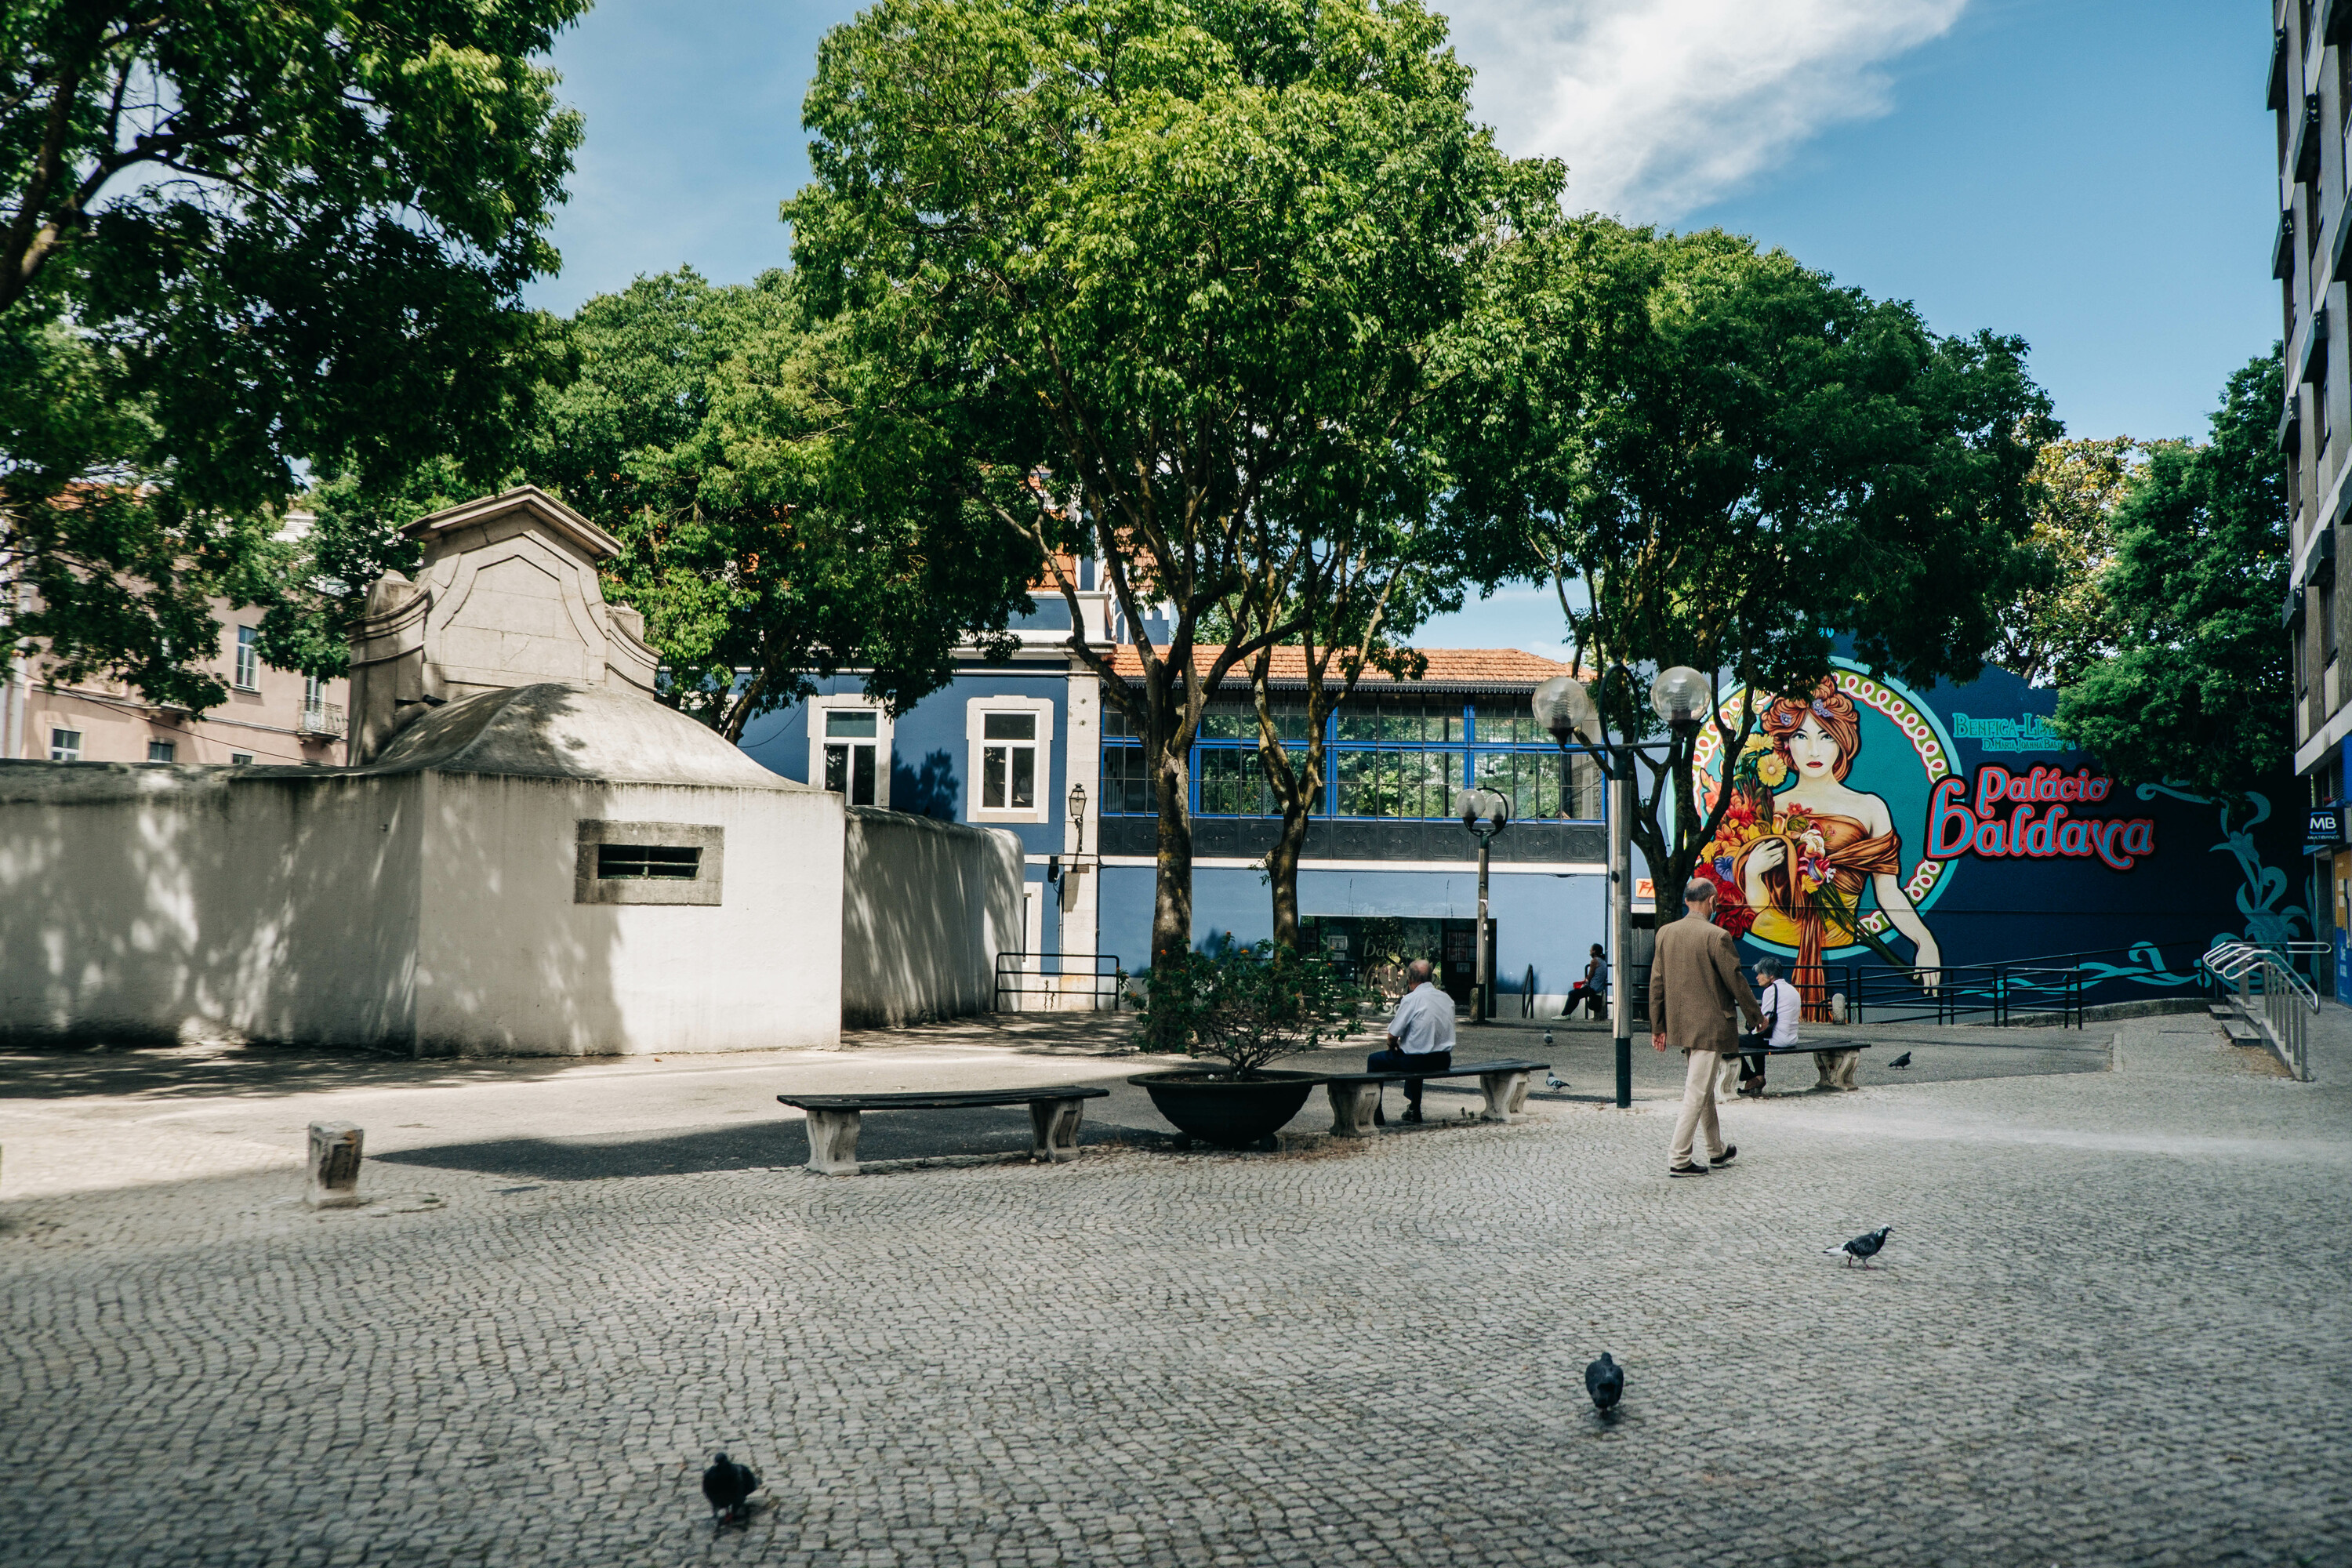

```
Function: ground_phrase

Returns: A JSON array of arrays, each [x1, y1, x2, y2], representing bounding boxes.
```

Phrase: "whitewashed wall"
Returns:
[[0, 761, 846, 1055], [840, 807, 1022, 1029]]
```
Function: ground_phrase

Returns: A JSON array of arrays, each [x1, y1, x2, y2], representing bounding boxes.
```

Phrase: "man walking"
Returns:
[[1650, 877, 1764, 1177], [1377, 958, 1454, 1124]]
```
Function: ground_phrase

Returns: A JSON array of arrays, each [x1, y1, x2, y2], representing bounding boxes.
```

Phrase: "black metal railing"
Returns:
[[994, 952, 1125, 1013], [1614, 942, 2245, 1033]]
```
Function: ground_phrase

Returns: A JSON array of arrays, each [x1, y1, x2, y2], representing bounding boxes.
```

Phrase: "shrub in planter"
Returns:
[[1135, 941, 1370, 1079]]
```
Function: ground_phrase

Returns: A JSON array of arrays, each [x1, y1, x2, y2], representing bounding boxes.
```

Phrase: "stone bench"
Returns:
[[775, 1087, 1110, 1175], [1323, 1059, 1550, 1138], [1730, 1039, 1872, 1091]]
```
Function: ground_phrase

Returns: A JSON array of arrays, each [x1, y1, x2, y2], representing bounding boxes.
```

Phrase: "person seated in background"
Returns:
[[1564, 942, 1608, 1019], [1739, 955, 1801, 1097], [1370, 957, 1455, 1124]]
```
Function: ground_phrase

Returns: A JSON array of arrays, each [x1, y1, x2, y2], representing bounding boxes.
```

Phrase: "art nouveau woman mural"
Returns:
[[1699, 681, 1942, 1020]]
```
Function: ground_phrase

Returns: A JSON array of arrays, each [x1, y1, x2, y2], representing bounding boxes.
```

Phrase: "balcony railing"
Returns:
[[298, 701, 347, 739]]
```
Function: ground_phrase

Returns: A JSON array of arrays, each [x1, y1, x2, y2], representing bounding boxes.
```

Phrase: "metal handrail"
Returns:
[[994, 952, 1125, 1014], [2205, 942, 2317, 1081], [2205, 942, 2320, 1008]]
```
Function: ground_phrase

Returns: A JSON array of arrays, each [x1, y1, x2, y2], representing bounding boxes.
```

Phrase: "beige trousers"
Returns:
[[1671, 1048, 1726, 1168]]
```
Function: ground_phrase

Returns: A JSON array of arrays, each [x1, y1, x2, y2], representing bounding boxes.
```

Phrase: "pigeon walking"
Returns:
[[1584, 1352, 1623, 1414], [1888, 1052, 1912, 1069], [702, 1453, 761, 1528], [1545, 1074, 1569, 1091], [1827, 1226, 1891, 1268]]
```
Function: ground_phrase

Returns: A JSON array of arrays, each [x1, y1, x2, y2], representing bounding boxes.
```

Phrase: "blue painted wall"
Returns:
[[742, 663, 1075, 953], [1099, 862, 1606, 992]]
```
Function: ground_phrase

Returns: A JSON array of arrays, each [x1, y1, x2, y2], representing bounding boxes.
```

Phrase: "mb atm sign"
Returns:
[[2310, 804, 2347, 847]]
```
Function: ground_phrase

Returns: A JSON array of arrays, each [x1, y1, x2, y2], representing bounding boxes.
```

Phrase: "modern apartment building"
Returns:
[[2274, 3, 2352, 955]]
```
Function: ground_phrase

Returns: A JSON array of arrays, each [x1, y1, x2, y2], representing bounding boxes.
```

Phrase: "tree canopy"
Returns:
[[266, 267, 1041, 738], [1451, 222, 2056, 928], [1987, 436, 2146, 688], [789, 0, 1556, 974], [2, 0, 583, 711], [2053, 351, 2289, 797]]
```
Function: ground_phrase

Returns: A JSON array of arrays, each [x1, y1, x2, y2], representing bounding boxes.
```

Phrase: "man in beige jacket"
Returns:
[[1650, 877, 1765, 1177]]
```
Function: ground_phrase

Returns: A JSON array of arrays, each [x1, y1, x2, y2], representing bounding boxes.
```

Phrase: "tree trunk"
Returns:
[[1150, 739, 1193, 973], [1266, 797, 1309, 949]]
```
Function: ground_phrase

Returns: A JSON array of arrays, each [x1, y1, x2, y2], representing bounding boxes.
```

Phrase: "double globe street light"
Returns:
[[1529, 664, 1711, 1107], [1457, 786, 1512, 1020]]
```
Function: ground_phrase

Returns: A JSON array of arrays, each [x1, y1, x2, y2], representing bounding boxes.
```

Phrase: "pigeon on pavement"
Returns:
[[702, 1453, 761, 1528], [1826, 1226, 1892, 1268], [1585, 1352, 1623, 1414], [1543, 1029, 1554, 1049], [1888, 1052, 1913, 1069], [1546, 1074, 1569, 1091]]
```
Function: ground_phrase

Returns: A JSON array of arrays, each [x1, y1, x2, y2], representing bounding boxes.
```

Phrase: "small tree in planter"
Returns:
[[1137, 942, 1371, 1080]]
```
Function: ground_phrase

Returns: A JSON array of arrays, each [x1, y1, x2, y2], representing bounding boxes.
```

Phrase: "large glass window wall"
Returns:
[[1100, 694, 1603, 821]]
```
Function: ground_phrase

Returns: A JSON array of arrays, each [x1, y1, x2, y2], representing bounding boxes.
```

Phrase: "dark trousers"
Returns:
[[1370, 1048, 1450, 1111], [1738, 1039, 1768, 1083]]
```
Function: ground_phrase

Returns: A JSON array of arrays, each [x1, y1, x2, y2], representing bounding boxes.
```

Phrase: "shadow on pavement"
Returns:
[[372, 1109, 1170, 1181]]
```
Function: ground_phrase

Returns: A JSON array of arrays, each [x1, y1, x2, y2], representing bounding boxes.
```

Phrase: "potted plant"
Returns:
[[1131, 942, 1370, 1149]]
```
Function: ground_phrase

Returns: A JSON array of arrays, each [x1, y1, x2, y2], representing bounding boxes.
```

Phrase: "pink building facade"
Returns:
[[2, 597, 349, 768]]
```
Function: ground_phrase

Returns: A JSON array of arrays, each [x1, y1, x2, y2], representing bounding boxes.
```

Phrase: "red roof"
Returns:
[[1105, 645, 1576, 692]]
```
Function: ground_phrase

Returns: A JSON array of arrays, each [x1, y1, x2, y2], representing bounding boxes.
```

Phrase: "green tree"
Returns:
[[789, 0, 1555, 976], [531, 269, 1036, 739], [2053, 350, 2289, 797], [1452, 223, 2055, 943], [270, 268, 1041, 739], [1229, 525, 1446, 953], [1, 0, 583, 711], [1987, 436, 2145, 688]]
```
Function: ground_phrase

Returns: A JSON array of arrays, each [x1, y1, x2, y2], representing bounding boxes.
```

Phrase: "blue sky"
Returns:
[[527, 0, 2278, 652]]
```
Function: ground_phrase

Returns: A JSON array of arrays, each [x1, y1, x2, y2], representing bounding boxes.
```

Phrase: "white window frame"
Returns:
[[147, 740, 175, 763], [230, 752, 255, 765], [805, 694, 894, 808], [233, 626, 260, 690], [49, 727, 82, 762], [965, 695, 1055, 823]]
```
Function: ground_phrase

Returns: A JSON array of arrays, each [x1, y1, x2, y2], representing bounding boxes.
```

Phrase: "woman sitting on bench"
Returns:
[[1564, 943, 1607, 1019]]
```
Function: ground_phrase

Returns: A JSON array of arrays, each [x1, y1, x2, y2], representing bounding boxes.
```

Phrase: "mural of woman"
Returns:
[[1719, 682, 1941, 1020]]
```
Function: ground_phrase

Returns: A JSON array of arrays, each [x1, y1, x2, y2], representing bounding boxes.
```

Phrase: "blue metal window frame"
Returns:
[[1100, 699, 1604, 823]]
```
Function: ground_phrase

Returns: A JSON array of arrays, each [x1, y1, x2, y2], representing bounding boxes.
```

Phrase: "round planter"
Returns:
[[1130, 1069, 1323, 1150]]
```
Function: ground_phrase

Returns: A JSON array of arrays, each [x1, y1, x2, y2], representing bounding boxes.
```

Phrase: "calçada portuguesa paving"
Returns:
[[1, 1008, 2347, 1566]]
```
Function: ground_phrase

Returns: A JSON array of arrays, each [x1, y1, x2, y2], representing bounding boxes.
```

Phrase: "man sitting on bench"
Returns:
[[1373, 958, 1454, 1123], [1737, 955, 1801, 1097]]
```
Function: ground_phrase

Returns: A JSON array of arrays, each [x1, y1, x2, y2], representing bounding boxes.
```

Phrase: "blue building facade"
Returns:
[[739, 597, 1617, 1008]]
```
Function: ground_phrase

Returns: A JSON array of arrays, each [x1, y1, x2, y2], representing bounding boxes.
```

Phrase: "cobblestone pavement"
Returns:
[[3, 1008, 2347, 1566]]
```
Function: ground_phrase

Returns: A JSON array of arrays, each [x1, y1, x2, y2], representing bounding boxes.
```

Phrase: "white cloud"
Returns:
[[1440, 0, 1967, 221]]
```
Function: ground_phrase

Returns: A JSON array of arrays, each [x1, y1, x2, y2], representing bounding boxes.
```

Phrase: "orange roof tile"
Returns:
[[1105, 645, 1577, 691]]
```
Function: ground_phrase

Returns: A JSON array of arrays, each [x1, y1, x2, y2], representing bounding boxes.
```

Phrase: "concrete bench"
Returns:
[[1323, 1059, 1550, 1138], [775, 1086, 1110, 1175], [1728, 1039, 1871, 1091]]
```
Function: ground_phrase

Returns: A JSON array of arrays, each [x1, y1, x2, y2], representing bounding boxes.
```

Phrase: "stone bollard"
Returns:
[[306, 1122, 365, 1208]]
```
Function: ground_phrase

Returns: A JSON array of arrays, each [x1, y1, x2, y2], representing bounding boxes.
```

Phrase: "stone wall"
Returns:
[[0, 757, 846, 1055], [841, 807, 1023, 1029]]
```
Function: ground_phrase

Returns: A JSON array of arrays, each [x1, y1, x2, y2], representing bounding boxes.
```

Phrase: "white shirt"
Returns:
[[1388, 982, 1458, 1054], [1756, 978, 1801, 1047]]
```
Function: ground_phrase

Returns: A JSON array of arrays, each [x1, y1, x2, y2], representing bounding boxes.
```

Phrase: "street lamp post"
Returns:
[[1532, 665, 1715, 1109], [1458, 789, 1511, 1020]]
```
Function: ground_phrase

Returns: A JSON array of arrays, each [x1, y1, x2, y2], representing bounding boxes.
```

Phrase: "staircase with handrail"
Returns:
[[2202, 941, 2324, 1080]]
